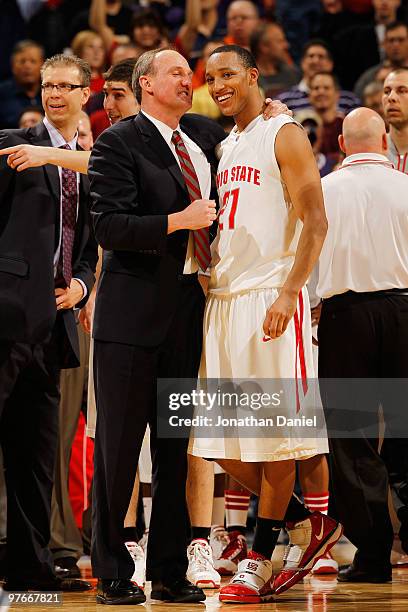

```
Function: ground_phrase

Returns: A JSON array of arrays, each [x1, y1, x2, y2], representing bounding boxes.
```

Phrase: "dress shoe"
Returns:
[[151, 577, 206, 603], [96, 579, 146, 605], [55, 556, 81, 578], [338, 563, 392, 583], [4, 576, 92, 591]]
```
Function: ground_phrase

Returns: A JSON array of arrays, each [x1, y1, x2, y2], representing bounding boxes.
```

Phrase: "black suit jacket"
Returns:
[[89, 112, 225, 347], [0, 121, 97, 367]]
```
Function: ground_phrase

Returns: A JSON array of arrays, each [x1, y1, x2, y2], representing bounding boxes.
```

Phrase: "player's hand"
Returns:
[[78, 289, 96, 334], [311, 302, 322, 326], [55, 279, 84, 311], [0, 144, 52, 171], [262, 98, 293, 120], [181, 199, 217, 230], [263, 290, 297, 340]]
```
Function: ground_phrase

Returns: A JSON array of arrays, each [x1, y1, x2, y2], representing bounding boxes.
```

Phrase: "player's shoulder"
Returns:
[[258, 113, 298, 136]]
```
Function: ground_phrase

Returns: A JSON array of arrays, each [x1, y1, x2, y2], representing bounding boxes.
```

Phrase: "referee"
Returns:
[[316, 107, 408, 583]]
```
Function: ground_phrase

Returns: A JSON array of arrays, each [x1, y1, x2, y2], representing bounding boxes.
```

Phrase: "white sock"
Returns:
[[225, 489, 250, 530]]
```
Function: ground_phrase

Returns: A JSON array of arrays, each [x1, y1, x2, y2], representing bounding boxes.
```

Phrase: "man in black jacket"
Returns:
[[0, 54, 97, 592], [88, 48, 225, 605]]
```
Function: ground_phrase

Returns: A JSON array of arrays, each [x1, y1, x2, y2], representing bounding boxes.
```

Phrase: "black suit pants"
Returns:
[[0, 328, 62, 582], [92, 279, 204, 581], [318, 291, 408, 571]]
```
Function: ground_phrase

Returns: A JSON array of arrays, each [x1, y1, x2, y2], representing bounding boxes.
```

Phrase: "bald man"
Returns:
[[316, 107, 408, 583]]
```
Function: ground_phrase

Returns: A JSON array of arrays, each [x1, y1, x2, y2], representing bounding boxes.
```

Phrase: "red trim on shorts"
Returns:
[[294, 290, 308, 412]]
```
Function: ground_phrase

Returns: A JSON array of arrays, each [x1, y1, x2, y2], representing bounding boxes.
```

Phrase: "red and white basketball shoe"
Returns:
[[186, 539, 221, 589], [214, 530, 247, 575], [219, 551, 274, 604], [311, 550, 339, 574], [273, 512, 343, 595], [210, 525, 229, 560]]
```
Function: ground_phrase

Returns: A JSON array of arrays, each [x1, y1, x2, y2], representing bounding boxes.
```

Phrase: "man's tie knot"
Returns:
[[59, 143, 71, 151], [172, 131, 183, 147]]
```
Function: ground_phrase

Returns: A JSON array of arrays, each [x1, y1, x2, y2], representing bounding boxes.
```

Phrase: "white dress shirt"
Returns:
[[43, 117, 86, 298], [141, 111, 211, 273], [317, 152, 408, 299]]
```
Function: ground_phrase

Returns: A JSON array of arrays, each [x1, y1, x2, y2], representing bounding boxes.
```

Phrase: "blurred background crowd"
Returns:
[[2, 0, 408, 175]]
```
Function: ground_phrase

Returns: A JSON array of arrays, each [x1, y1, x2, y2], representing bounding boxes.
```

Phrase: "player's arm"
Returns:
[[263, 123, 327, 339], [0, 144, 90, 174]]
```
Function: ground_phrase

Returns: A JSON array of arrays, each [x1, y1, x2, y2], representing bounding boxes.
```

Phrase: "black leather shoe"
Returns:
[[96, 579, 146, 605], [55, 556, 81, 579], [151, 578, 205, 603], [4, 576, 92, 591], [338, 563, 392, 583]]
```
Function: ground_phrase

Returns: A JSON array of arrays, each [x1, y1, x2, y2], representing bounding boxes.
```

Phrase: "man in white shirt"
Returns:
[[317, 106, 408, 583]]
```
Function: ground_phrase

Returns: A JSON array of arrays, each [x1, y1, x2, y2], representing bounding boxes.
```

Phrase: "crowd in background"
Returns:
[[2, 0, 408, 173]]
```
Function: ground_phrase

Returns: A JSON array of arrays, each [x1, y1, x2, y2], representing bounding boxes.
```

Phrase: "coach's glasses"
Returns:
[[41, 83, 85, 94]]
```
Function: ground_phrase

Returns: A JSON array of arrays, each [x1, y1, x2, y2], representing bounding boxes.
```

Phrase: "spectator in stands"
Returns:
[[176, 0, 220, 70], [190, 41, 223, 119], [78, 110, 94, 151], [190, 0, 259, 90], [307, 71, 344, 161], [354, 21, 408, 99], [111, 43, 138, 65], [296, 109, 337, 176], [375, 62, 394, 82], [275, 0, 322, 63], [71, 0, 133, 47], [71, 31, 106, 95], [0, 40, 44, 129], [225, 0, 260, 49], [278, 40, 360, 114], [333, 1, 402, 90], [91, 1, 167, 60], [250, 22, 300, 97], [18, 105, 44, 129], [313, 0, 364, 44], [363, 80, 386, 120]]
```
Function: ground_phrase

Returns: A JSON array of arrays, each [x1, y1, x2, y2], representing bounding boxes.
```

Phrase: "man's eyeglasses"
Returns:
[[41, 83, 85, 94]]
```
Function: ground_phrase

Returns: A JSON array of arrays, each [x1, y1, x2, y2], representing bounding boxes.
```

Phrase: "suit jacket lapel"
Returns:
[[28, 122, 60, 206], [134, 113, 189, 198]]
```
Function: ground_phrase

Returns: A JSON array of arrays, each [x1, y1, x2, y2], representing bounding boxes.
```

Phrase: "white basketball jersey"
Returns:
[[209, 114, 302, 295]]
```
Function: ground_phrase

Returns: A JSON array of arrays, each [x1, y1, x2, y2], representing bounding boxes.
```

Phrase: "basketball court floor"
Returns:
[[2, 541, 408, 611]]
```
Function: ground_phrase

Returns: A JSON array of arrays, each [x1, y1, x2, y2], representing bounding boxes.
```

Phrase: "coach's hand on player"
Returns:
[[263, 290, 297, 339], [262, 98, 293, 120], [168, 199, 216, 233]]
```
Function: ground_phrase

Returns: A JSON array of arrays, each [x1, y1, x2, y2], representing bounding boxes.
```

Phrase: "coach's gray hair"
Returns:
[[132, 48, 170, 104], [41, 54, 91, 87]]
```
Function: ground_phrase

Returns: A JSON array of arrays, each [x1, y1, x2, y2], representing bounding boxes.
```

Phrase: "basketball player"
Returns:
[[189, 45, 342, 603]]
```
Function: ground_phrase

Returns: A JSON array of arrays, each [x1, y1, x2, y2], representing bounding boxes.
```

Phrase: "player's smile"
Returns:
[[215, 92, 234, 106]]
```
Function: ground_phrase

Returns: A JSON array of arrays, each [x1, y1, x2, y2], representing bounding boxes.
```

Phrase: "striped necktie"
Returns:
[[171, 131, 211, 271], [58, 143, 77, 286]]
